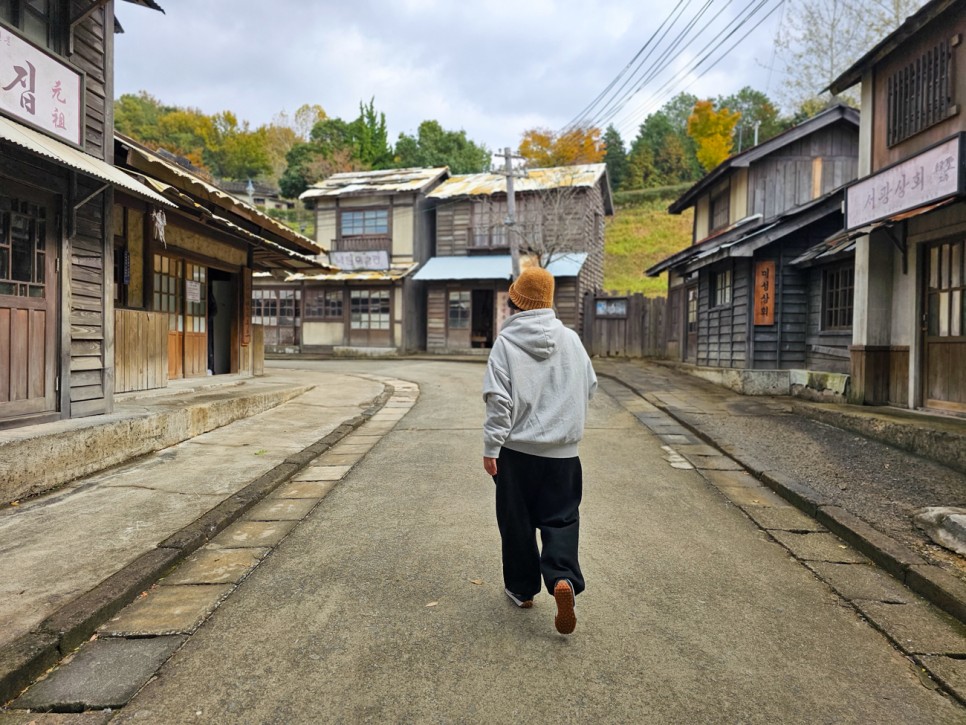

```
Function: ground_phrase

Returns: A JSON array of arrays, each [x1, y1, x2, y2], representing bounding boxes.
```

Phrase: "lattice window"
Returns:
[[887, 38, 955, 147], [0, 196, 46, 298], [350, 289, 390, 330], [448, 290, 471, 329], [822, 265, 854, 330], [712, 268, 732, 307]]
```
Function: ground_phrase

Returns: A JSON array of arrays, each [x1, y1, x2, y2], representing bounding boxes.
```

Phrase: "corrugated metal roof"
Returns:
[[0, 117, 174, 208], [117, 133, 322, 255], [287, 264, 418, 282], [300, 167, 449, 200], [428, 164, 607, 199], [412, 254, 588, 281]]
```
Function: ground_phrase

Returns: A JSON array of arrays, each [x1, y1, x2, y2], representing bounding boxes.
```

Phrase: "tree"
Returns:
[[349, 98, 392, 168], [627, 94, 703, 187], [602, 125, 628, 191], [393, 120, 490, 173], [716, 87, 789, 151], [687, 100, 740, 172], [774, 0, 925, 110], [203, 111, 271, 180], [518, 126, 604, 167]]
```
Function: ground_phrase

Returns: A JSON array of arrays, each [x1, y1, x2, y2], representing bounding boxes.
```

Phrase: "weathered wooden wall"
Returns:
[[114, 309, 168, 393], [582, 294, 667, 358]]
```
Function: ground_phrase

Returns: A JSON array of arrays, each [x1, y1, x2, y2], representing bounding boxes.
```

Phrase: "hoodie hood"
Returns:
[[499, 308, 562, 360]]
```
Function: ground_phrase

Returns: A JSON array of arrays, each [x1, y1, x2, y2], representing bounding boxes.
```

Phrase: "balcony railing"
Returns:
[[333, 235, 392, 253]]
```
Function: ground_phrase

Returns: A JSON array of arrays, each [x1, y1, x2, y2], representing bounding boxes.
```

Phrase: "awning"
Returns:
[[0, 116, 173, 208], [412, 253, 588, 281]]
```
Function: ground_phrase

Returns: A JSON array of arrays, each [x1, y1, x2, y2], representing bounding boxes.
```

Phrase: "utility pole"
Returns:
[[498, 147, 528, 279]]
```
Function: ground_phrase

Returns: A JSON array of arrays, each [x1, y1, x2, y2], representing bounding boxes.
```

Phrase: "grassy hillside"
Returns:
[[603, 186, 693, 297]]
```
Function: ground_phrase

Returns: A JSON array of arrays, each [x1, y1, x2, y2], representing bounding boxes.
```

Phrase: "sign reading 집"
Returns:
[[0, 25, 83, 146]]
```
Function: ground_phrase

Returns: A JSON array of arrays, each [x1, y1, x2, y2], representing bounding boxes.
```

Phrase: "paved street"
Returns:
[[68, 359, 959, 723]]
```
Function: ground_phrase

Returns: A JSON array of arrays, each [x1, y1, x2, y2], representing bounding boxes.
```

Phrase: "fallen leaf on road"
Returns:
[[425, 601, 438, 607], [469, 578, 484, 586], [10, 501, 19, 507]]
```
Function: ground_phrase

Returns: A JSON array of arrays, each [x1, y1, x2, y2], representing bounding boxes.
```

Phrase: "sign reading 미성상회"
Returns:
[[754, 260, 775, 326], [0, 25, 83, 146]]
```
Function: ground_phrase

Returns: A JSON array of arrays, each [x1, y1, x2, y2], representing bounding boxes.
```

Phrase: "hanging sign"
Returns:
[[0, 25, 84, 146], [754, 260, 775, 326], [330, 250, 389, 271], [845, 134, 963, 230]]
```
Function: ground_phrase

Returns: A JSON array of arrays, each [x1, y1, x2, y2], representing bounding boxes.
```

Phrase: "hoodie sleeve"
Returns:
[[587, 354, 598, 401], [482, 345, 513, 458]]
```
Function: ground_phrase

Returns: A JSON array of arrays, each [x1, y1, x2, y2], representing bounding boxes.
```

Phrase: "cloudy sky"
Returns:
[[113, 0, 788, 152]]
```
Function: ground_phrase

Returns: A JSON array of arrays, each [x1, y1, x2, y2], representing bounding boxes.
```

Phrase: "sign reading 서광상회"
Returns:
[[845, 135, 963, 230], [754, 260, 775, 326], [0, 26, 83, 146]]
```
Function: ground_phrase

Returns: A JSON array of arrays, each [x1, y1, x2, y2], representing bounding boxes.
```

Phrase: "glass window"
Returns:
[[448, 291, 471, 329], [341, 209, 388, 236], [713, 268, 732, 307], [350, 289, 390, 330], [822, 265, 854, 330], [2, 1, 60, 52], [304, 288, 343, 320], [0, 196, 46, 298]]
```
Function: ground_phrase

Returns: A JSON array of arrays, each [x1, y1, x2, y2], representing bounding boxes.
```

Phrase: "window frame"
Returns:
[[709, 183, 731, 233], [886, 37, 956, 147], [303, 287, 344, 321], [448, 289, 471, 330], [711, 266, 733, 308], [821, 263, 855, 331], [339, 208, 389, 238], [0, 1, 66, 55]]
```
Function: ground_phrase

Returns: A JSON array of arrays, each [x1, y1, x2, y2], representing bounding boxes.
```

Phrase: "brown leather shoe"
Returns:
[[553, 579, 576, 634]]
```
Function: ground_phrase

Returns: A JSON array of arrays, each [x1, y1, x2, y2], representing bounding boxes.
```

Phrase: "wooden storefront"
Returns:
[[1, 1, 169, 427]]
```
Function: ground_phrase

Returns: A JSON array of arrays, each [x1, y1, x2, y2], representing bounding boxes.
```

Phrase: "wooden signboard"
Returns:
[[754, 260, 775, 326]]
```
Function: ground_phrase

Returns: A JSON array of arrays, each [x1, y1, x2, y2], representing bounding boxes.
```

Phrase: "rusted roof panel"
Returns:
[[428, 164, 608, 199], [286, 264, 418, 282], [300, 167, 449, 200]]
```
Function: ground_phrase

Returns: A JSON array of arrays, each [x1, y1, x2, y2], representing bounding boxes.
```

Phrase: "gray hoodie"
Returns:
[[483, 308, 597, 459]]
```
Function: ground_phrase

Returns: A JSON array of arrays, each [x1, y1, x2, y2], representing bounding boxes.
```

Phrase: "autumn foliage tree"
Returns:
[[518, 126, 604, 167], [686, 100, 740, 172]]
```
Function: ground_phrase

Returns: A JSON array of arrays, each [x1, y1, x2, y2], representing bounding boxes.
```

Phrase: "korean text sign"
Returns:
[[0, 26, 83, 146], [754, 260, 775, 326]]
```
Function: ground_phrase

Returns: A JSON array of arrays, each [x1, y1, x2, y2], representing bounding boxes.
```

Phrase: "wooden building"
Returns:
[[646, 105, 860, 397], [415, 164, 612, 352], [112, 134, 324, 389], [269, 167, 448, 354], [0, 0, 173, 427], [830, 0, 966, 413]]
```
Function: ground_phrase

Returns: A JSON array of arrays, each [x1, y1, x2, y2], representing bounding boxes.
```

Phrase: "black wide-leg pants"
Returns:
[[493, 446, 585, 599]]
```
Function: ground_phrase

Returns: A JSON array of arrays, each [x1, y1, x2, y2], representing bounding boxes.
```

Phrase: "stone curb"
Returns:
[[601, 373, 966, 630], [0, 386, 393, 706]]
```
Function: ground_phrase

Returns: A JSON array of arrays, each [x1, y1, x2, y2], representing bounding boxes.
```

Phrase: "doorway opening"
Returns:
[[208, 268, 234, 375], [471, 289, 494, 348]]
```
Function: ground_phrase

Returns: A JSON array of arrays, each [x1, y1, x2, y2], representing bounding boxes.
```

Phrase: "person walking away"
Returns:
[[482, 266, 597, 634]]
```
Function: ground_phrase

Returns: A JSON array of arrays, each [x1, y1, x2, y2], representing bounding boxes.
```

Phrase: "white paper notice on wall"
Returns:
[[186, 280, 201, 304]]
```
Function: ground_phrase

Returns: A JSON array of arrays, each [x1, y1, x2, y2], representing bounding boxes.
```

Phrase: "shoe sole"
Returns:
[[505, 589, 534, 608], [554, 581, 576, 634]]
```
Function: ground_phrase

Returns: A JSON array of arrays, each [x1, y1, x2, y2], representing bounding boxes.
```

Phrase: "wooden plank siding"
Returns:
[[804, 267, 852, 374], [114, 309, 168, 393], [427, 287, 447, 350], [747, 125, 858, 221], [71, 1, 110, 161]]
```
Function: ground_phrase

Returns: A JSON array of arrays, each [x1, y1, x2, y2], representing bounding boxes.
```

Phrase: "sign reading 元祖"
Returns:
[[754, 260, 775, 326], [0, 25, 83, 146]]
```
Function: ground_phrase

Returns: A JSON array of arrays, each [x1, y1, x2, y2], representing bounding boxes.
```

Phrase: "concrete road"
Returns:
[[110, 360, 962, 723]]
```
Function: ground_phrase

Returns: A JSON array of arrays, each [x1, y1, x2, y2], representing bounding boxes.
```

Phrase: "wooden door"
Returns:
[[685, 284, 698, 364], [348, 288, 391, 347], [182, 262, 207, 377], [0, 189, 58, 419], [923, 239, 966, 412], [153, 253, 183, 379]]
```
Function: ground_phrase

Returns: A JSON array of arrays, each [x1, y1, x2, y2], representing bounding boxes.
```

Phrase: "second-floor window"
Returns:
[[470, 224, 508, 250], [340, 209, 388, 237], [887, 37, 955, 147], [0, 1, 63, 53], [710, 185, 730, 233]]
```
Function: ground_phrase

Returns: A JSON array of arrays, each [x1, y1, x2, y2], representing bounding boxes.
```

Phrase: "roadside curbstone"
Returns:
[[815, 505, 927, 581], [906, 565, 966, 626], [39, 548, 185, 655], [757, 470, 827, 517], [0, 632, 61, 706]]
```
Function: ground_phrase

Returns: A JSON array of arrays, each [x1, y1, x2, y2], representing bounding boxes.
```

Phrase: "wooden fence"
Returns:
[[115, 309, 168, 393], [582, 293, 667, 358]]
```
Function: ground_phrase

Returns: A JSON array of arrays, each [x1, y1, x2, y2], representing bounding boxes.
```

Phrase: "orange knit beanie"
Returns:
[[509, 267, 555, 310]]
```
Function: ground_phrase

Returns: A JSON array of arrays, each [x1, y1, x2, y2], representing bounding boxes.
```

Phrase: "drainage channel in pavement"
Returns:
[[600, 376, 966, 708], [5, 378, 419, 716]]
